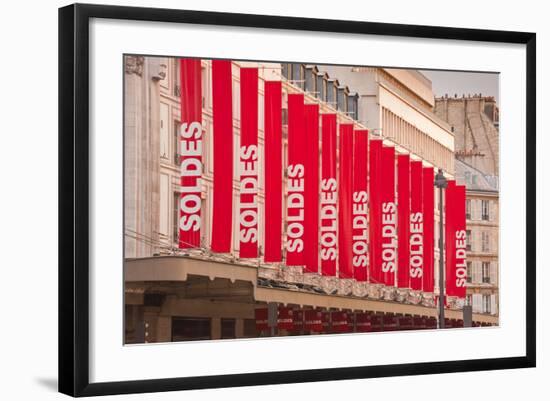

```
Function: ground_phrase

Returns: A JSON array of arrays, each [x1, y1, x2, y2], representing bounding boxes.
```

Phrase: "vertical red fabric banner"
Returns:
[[286, 94, 306, 266], [263, 81, 283, 262], [397, 154, 410, 288], [454, 185, 467, 298], [368, 139, 383, 284], [331, 311, 351, 333], [277, 306, 294, 331], [178, 58, 203, 249], [352, 130, 369, 281], [304, 104, 320, 273], [409, 161, 424, 290], [338, 124, 354, 279], [304, 310, 323, 332], [446, 182, 467, 298], [320, 114, 338, 276], [422, 167, 435, 292], [381, 146, 397, 286], [239, 68, 259, 258], [445, 180, 456, 298], [210, 60, 233, 253], [255, 308, 268, 332]]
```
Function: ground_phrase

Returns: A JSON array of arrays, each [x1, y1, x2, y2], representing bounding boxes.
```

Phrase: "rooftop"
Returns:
[[454, 158, 499, 192]]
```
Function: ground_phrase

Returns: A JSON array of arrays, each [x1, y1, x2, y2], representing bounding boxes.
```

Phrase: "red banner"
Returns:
[[304, 310, 323, 332], [352, 130, 369, 281], [277, 306, 294, 331], [239, 68, 258, 258], [264, 81, 283, 262], [211, 60, 233, 253], [445, 181, 467, 298], [255, 308, 268, 332], [422, 167, 435, 292], [356, 313, 372, 332], [286, 94, 306, 266], [320, 114, 338, 276], [381, 146, 397, 286], [331, 311, 351, 333], [383, 314, 398, 331], [397, 154, 410, 288], [178, 58, 202, 249], [409, 161, 424, 290], [322, 311, 331, 332], [338, 124, 354, 279], [292, 309, 304, 333], [369, 139, 383, 284], [304, 104, 320, 273]]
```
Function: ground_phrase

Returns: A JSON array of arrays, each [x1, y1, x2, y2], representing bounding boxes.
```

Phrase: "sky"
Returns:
[[421, 69, 499, 105]]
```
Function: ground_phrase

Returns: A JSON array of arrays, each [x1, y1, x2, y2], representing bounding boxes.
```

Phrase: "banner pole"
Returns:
[[435, 168, 447, 329]]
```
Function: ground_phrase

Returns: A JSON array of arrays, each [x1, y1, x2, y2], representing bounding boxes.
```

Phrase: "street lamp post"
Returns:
[[434, 169, 448, 329]]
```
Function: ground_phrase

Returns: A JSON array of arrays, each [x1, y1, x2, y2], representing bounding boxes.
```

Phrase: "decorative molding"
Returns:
[[125, 55, 144, 76]]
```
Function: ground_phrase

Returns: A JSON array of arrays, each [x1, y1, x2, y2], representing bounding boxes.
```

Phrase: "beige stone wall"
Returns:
[[465, 191, 499, 315], [434, 96, 499, 176]]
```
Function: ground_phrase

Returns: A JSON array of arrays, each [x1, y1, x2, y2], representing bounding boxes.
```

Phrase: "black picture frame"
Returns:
[[58, 3, 536, 397]]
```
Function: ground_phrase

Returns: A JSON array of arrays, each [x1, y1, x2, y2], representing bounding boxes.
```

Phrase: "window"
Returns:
[[336, 87, 348, 112], [160, 103, 169, 159], [281, 63, 290, 80], [466, 199, 472, 220], [482, 231, 490, 252], [482, 295, 491, 314], [482, 200, 490, 220], [173, 58, 181, 96], [291, 64, 304, 89], [326, 80, 336, 106], [482, 262, 490, 283], [466, 230, 472, 251], [465, 294, 472, 306], [304, 67, 316, 95], [174, 120, 180, 165], [317, 74, 326, 101], [464, 171, 471, 185], [347, 94, 358, 120], [466, 261, 472, 283], [221, 318, 236, 339], [173, 192, 180, 244], [172, 317, 211, 341]]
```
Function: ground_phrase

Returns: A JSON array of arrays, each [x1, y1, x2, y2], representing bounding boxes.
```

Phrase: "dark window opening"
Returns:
[[172, 317, 211, 342]]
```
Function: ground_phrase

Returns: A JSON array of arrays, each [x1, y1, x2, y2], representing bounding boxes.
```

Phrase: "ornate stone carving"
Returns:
[[337, 278, 353, 296], [367, 284, 382, 299], [320, 276, 339, 295], [407, 290, 423, 305], [352, 281, 368, 297], [421, 293, 436, 307], [125, 55, 144, 76]]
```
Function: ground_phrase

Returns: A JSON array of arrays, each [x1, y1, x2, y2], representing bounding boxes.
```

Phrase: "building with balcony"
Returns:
[[455, 159, 499, 315]]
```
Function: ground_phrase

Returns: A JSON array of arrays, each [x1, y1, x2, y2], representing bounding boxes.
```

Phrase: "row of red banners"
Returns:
[[254, 307, 491, 333], [178, 59, 466, 298], [253, 307, 482, 333]]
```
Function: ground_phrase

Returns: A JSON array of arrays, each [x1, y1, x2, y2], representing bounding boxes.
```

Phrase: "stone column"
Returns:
[[235, 318, 245, 338], [156, 315, 172, 343], [211, 317, 221, 340], [143, 306, 161, 343]]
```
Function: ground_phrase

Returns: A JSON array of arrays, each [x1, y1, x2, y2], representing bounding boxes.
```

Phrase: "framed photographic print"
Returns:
[[58, 3, 536, 397]]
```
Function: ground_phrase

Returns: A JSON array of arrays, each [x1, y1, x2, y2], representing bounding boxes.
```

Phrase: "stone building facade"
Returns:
[[434, 94, 499, 177], [455, 159, 499, 315]]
